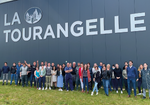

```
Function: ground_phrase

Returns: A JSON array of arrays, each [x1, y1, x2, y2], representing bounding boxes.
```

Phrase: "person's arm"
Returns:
[[122, 70, 126, 79], [37, 60, 39, 68], [20, 68, 22, 77], [43, 69, 46, 76], [135, 68, 138, 81], [34, 71, 37, 78], [24, 61, 30, 67]]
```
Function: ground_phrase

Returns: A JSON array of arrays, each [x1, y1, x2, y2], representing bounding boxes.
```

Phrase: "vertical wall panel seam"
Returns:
[[91, 0, 94, 65], [104, 0, 107, 64]]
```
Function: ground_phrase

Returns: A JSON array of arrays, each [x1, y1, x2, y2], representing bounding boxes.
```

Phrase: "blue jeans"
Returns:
[[76, 76, 80, 90], [93, 82, 98, 92], [10, 74, 16, 85], [30, 74, 36, 87], [39, 76, 45, 88], [83, 77, 89, 91], [15, 74, 20, 85], [127, 78, 136, 96], [143, 88, 150, 97], [109, 78, 112, 91], [103, 79, 109, 95]]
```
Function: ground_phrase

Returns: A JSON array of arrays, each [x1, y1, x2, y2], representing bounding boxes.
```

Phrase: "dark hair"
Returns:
[[81, 62, 83, 65], [112, 64, 115, 67], [87, 62, 90, 65], [4, 62, 7, 64], [84, 64, 88, 70], [129, 60, 133, 63], [53, 66, 55, 70]]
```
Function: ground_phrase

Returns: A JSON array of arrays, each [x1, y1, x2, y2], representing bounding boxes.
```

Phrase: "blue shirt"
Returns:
[[98, 66, 102, 70], [127, 66, 138, 79], [16, 65, 23, 74], [2, 66, 10, 74], [65, 67, 72, 74]]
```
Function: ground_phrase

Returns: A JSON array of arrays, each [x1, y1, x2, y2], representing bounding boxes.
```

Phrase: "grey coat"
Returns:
[[141, 68, 150, 89]]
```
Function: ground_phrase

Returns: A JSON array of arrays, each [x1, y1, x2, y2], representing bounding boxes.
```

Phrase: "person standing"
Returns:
[[82, 64, 91, 93], [2, 62, 10, 85], [102, 66, 111, 96], [10, 63, 17, 85], [114, 64, 123, 94], [91, 66, 101, 96], [79, 63, 84, 92], [30, 61, 37, 88], [71, 62, 76, 89], [127, 60, 138, 98], [51, 66, 57, 89], [65, 63, 73, 91], [15, 61, 22, 86], [45, 63, 52, 90], [57, 65, 63, 91], [76, 62, 80, 90], [62, 63, 66, 89], [34, 66, 40, 89], [20, 63, 28, 87], [122, 65, 128, 92], [137, 64, 143, 95], [111, 65, 116, 90], [27, 64, 32, 86], [106, 64, 112, 92], [39, 65, 46, 90], [87, 63, 93, 91], [141, 63, 150, 99]]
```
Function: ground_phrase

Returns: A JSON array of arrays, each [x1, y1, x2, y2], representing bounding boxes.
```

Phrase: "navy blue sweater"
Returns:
[[127, 66, 138, 79], [114, 68, 122, 78], [2, 66, 10, 74]]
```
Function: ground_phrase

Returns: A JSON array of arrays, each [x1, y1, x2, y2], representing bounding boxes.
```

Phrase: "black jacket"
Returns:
[[11, 66, 16, 74], [102, 70, 111, 80], [57, 70, 63, 76], [114, 68, 122, 78], [93, 71, 101, 83], [62, 67, 66, 76], [71, 66, 76, 75]]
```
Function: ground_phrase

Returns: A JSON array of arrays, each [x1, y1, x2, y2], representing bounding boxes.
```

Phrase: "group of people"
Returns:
[[1, 60, 150, 99]]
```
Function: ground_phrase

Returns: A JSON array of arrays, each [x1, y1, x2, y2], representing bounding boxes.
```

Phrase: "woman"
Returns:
[[39, 65, 46, 90], [57, 65, 63, 91], [137, 64, 143, 95], [114, 64, 123, 94], [106, 64, 112, 91], [111, 65, 116, 90], [102, 66, 111, 96], [51, 66, 57, 89], [79, 63, 84, 92], [141, 63, 150, 99], [34, 66, 40, 89], [91, 66, 101, 96], [82, 64, 91, 93], [122, 65, 128, 92]]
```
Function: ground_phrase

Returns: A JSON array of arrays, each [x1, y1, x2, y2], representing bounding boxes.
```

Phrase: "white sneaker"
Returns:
[[42, 87, 44, 90], [67, 90, 69, 91], [137, 93, 141, 95], [91, 92, 94, 96], [96, 92, 98, 95], [38, 88, 41, 90], [60, 89, 63, 91], [58, 89, 60, 91], [45, 87, 47, 90], [116, 91, 118, 93], [49, 87, 51, 90], [121, 91, 123, 94]]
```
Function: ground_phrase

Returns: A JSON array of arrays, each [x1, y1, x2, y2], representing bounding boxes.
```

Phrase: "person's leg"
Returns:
[[127, 79, 131, 96], [86, 77, 89, 92], [46, 76, 48, 88], [102, 79, 106, 94], [109, 78, 112, 91], [143, 88, 146, 97], [39, 77, 42, 88], [43, 76, 45, 88], [22, 75, 25, 87], [106, 80, 109, 95], [49, 76, 51, 88], [115, 79, 118, 91], [132, 79, 136, 96], [124, 79, 128, 92], [25, 75, 28, 86], [69, 75, 73, 91], [2, 74, 5, 84], [76, 76, 79, 90], [6, 73, 8, 84], [119, 78, 122, 91], [80, 79, 83, 90], [83, 78, 86, 91], [15, 74, 18, 85], [65, 75, 68, 90], [30, 74, 33, 87], [10, 74, 13, 85], [138, 78, 142, 93]]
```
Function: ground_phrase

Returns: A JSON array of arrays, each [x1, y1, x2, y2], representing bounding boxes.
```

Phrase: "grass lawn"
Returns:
[[0, 82, 149, 105]]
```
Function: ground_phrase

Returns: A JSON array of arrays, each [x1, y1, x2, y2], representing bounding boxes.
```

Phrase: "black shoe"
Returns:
[[6, 83, 8, 85], [106, 94, 109, 96], [2, 83, 4, 85], [143, 96, 146, 99], [10, 84, 12, 85]]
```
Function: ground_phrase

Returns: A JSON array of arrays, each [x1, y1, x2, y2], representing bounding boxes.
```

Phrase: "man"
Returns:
[[10, 63, 17, 85], [44, 61, 47, 68], [76, 62, 80, 90], [127, 60, 138, 98], [30, 61, 37, 87], [87, 63, 93, 90], [141, 63, 150, 99], [71, 62, 76, 89], [57, 64, 60, 70], [62, 63, 66, 89], [45, 63, 52, 90], [15, 61, 22, 86], [65, 63, 73, 91], [51, 63, 56, 70], [39, 61, 44, 70], [99, 62, 103, 70], [2, 62, 10, 85], [20, 63, 28, 87]]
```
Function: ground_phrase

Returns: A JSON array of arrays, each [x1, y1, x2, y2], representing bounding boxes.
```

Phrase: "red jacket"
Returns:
[[79, 67, 91, 82]]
